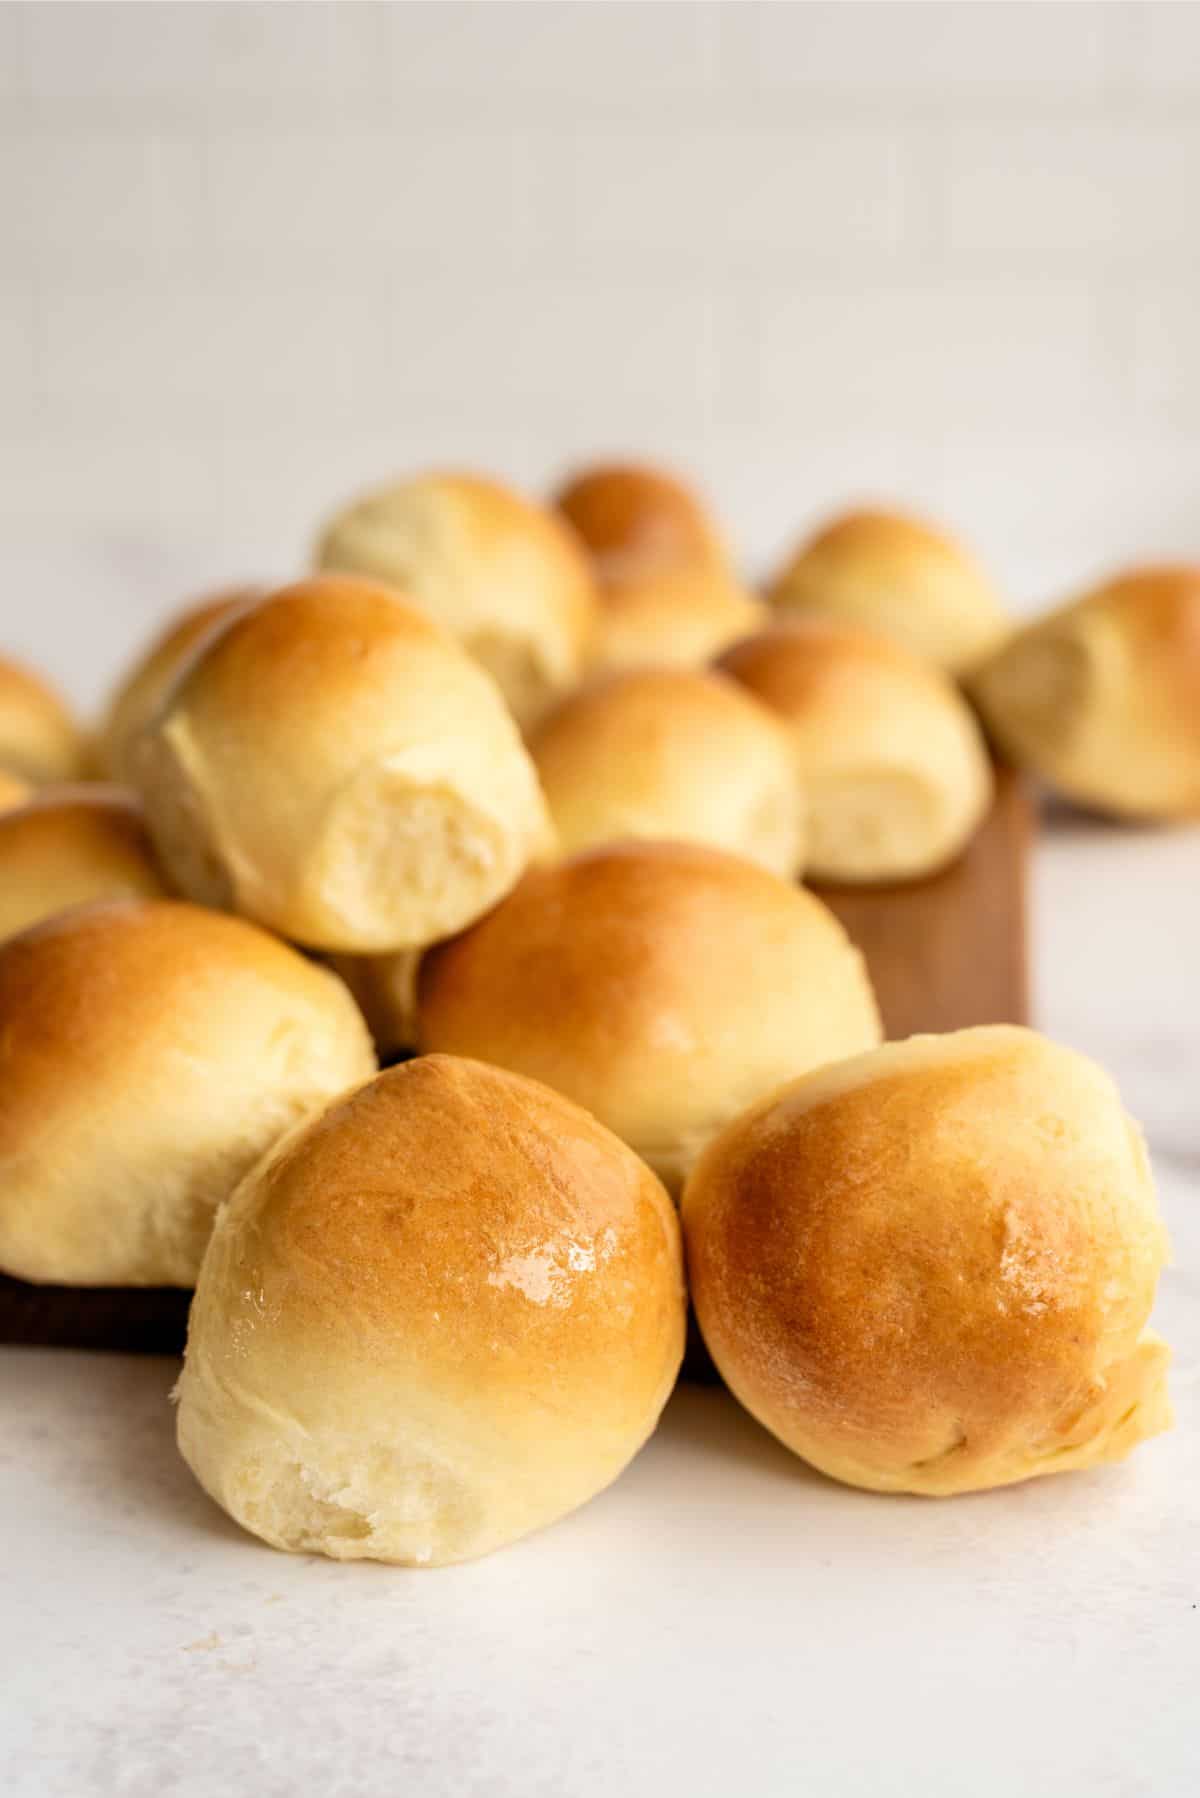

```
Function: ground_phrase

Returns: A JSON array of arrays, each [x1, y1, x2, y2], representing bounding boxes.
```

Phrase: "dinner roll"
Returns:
[[554, 460, 759, 672], [315, 471, 596, 728], [591, 564, 767, 675], [176, 1054, 685, 1566], [556, 461, 726, 583], [718, 621, 993, 882], [0, 900, 375, 1287], [0, 786, 169, 942], [0, 768, 31, 813], [0, 654, 81, 783], [418, 841, 881, 1193], [529, 668, 806, 878], [767, 507, 1008, 674], [130, 577, 550, 953], [968, 564, 1200, 820], [683, 1027, 1171, 1496], [555, 461, 762, 671], [98, 586, 261, 782]]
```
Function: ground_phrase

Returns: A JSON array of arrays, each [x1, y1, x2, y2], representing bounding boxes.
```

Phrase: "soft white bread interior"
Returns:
[[175, 1054, 685, 1566], [968, 564, 1200, 820], [418, 840, 881, 1194], [683, 1025, 1171, 1496], [315, 471, 597, 729], [0, 785, 170, 942], [0, 899, 375, 1287], [767, 506, 1008, 675], [129, 576, 551, 953], [529, 667, 806, 879], [98, 586, 261, 783], [0, 654, 82, 783], [719, 620, 993, 882], [554, 461, 763, 671]]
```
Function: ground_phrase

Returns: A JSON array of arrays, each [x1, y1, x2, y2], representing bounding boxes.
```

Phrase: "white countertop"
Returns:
[[3, 816, 1198, 1797]]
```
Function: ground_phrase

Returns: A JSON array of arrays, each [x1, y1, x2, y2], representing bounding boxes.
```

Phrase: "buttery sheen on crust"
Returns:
[[529, 668, 806, 878], [98, 586, 261, 783], [968, 564, 1200, 819], [0, 654, 81, 783], [418, 841, 881, 1193], [175, 1055, 685, 1566], [130, 577, 550, 952], [767, 507, 1008, 675], [0, 785, 170, 941], [683, 1026, 1171, 1496], [0, 899, 376, 1286], [316, 471, 597, 729], [719, 620, 993, 882]]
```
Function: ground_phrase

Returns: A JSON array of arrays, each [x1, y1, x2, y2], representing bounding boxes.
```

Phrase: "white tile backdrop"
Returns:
[[1, 0, 1198, 709]]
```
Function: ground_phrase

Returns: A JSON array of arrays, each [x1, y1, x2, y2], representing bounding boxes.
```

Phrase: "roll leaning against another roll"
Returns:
[[417, 840, 881, 1195], [718, 619, 993, 883], [129, 577, 551, 954], [0, 899, 376, 1287]]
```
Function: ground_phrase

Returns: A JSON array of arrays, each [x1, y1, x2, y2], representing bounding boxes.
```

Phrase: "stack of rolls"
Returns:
[[0, 464, 1180, 1570]]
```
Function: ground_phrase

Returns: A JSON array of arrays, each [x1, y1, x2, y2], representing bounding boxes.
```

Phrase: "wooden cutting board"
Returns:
[[812, 762, 1031, 1041], [0, 768, 1031, 1354]]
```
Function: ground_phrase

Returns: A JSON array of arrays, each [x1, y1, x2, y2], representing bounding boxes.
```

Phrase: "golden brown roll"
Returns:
[[130, 576, 550, 953], [176, 1054, 685, 1566], [529, 668, 805, 878], [0, 899, 375, 1287], [968, 564, 1200, 820], [767, 507, 1008, 675], [590, 564, 767, 674], [418, 841, 881, 1194], [718, 621, 993, 882], [98, 586, 261, 782], [556, 461, 727, 582], [315, 471, 596, 728], [683, 1026, 1171, 1496], [0, 768, 31, 813], [555, 461, 763, 672], [0, 654, 81, 783], [0, 785, 170, 942]]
